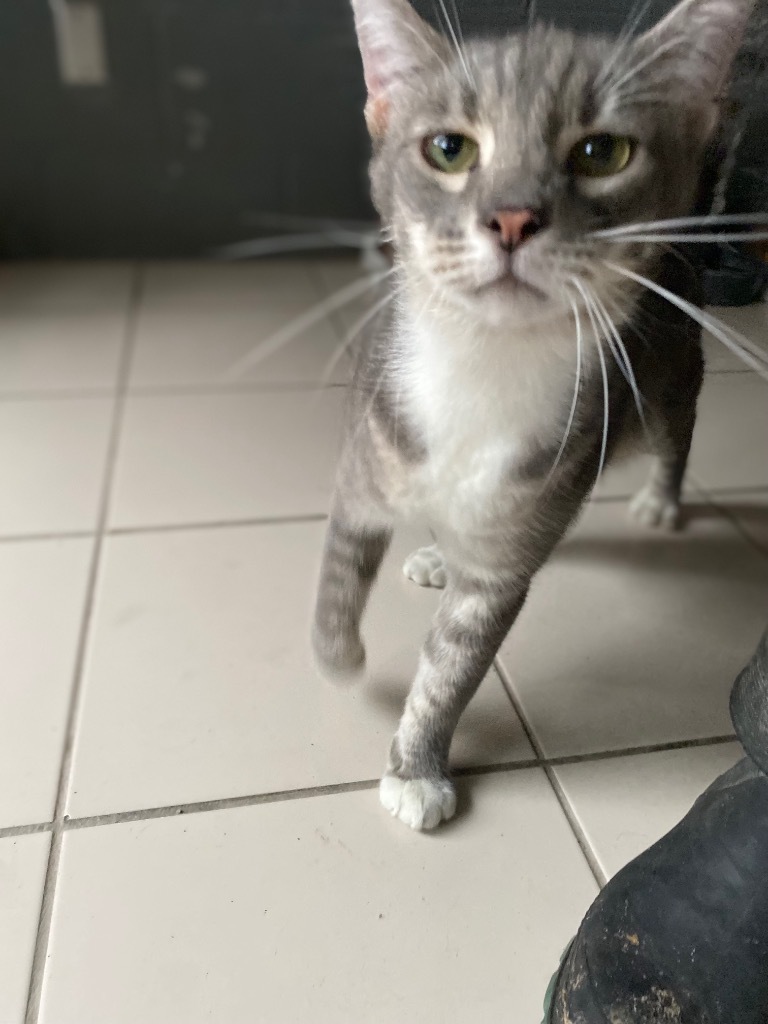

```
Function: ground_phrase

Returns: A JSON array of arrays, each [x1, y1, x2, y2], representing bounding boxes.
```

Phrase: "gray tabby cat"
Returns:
[[312, 0, 754, 830]]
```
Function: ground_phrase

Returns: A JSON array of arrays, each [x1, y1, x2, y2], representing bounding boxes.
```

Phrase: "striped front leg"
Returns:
[[381, 570, 528, 830]]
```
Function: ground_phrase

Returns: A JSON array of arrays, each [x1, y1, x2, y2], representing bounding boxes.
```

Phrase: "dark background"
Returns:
[[1, 0, 765, 258]]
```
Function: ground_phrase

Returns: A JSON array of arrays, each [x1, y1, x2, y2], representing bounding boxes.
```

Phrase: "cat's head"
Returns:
[[352, 0, 753, 323]]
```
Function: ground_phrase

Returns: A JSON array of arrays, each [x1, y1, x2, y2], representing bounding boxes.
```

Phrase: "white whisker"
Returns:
[[448, 0, 475, 83], [604, 260, 768, 380], [399, 19, 453, 80], [606, 35, 685, 97], [595, 0, 653, 92], [589, 287, 648, 433], [223, 269, 394, 381], [591, 213, 768, 239], [317, 287, 398, 391], [244, 212, 380, 234], [437, 0, 475, 88], [572, 277, 610, 481], [547, 287, 584, 483], [598, 232, 768, 245], [214, 230, 378, 261]]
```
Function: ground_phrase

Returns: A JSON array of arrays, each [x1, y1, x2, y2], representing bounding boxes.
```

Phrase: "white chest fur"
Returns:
[[396, 305, 579, 530]]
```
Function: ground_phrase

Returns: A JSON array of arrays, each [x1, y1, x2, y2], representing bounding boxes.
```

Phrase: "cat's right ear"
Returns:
[[351, 0, 444, 138]]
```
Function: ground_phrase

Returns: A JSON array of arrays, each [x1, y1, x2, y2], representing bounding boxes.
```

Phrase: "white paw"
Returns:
[[402, 545, 447, 589], [629, 486, 680, 531], [379, 774, 457, 831]]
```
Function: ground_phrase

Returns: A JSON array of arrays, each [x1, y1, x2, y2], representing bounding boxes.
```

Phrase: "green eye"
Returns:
[[422, 133, 479, 174], [569, 133, 636, 178]]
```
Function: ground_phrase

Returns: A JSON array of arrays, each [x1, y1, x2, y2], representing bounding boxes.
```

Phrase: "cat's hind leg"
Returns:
[[630, 458, 687, 530], [630, 351, 703, 531], [402, 544, 447, 588]]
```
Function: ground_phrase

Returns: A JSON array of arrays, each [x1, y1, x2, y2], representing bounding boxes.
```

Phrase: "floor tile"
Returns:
[[109, 389, 345, 529], [45, 773, 595, 1024], [130, 262, 348, 390], [0, 263, 132, 394], [689, 372, 768, 490], [0, 262, 132, 315], [0, 832, 50, 1024], [707, 487, 768, 553], [498, 499, 768, 757], [556, 741, 743, 879], [68, 525, 532, 817], [703, 302, 768, 373], [592, 453, 651, 501], [310, 254, 383, 333], [0, 399, 113, 536], [0, 539, 92, 828]]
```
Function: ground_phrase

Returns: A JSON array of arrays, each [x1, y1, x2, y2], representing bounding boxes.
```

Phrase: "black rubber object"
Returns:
[[701, 242, 768, 307], [544, 629, 768, 1024]]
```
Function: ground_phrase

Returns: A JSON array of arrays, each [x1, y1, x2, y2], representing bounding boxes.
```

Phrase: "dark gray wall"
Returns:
[[0, 0, 763, 258]]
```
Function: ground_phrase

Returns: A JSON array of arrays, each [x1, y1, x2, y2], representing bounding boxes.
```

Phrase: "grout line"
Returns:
[[460, 732, 739, 777], [107, 512, 329, 537], [545, 768, 608, 887], [64, 780, 381, 831], [686, 476, 768, 559], [0, 530, 94, 545], [588, 492, 635, 505], [0, 380, 348, 403], [0, 388, 115, 402], [23, 264, 145, 1024], [0, 823, 52, 840], [17, 481, 767, 545], [492, 660, 614, 888], [128, 380, 348, 397], [696, 484, 768, 497], [5, 734, 739, 839], [0, 382, 350, 401], [0, 515, 330, 546], [697, 489, 768, 558]]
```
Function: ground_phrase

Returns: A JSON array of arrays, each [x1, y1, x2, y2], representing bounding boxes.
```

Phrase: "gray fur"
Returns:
[[312, 0, 753, 830]]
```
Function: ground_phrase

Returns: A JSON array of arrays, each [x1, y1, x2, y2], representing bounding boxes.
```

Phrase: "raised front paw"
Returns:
[[629, 485, 681, 531], [402, 544, 447, 588], [379, 773, 457, 830]]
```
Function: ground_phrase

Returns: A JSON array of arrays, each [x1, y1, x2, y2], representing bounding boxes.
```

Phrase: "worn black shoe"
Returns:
[[543, 629, 768, 1024], [701, 241, 768, 306]]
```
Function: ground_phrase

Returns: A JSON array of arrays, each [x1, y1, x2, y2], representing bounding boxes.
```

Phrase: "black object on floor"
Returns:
[[543, 629, 768, 1024], [701, 242, 768, 306]]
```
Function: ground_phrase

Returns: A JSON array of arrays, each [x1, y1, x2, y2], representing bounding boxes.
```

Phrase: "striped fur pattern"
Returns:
[[312, 0, 754, 829]]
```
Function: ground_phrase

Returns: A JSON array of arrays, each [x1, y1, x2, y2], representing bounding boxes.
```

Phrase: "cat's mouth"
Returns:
[[476, 267, 547, 302]]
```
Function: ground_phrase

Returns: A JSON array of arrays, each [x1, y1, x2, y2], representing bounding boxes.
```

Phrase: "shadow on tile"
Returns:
[[555, 512, 767, 587], [365, 673, 529, 766]]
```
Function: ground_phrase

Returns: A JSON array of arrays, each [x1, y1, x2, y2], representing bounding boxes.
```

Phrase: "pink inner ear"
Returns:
[[365, 94, 391, 137], [353, 0, 439, 114]]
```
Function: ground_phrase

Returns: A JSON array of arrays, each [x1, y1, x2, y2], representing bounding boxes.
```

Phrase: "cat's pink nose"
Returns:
[[486, 208, 543, 251]]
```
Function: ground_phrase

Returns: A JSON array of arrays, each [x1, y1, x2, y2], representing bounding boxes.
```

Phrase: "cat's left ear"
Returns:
[[635, 0, 754, 129], [351, 0, 446, 138]]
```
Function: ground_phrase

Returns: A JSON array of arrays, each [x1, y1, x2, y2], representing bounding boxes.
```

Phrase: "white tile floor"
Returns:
[[1, 259, 767, 1024]]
